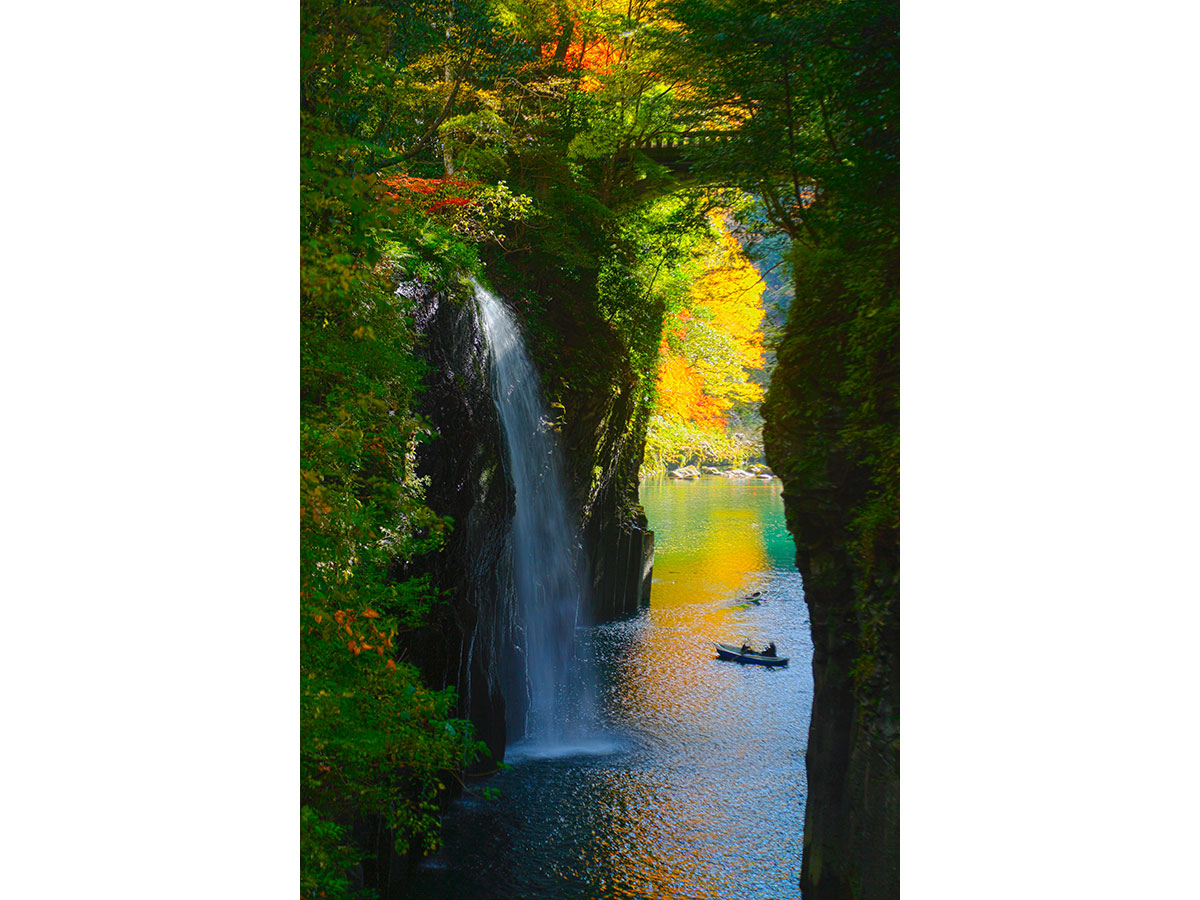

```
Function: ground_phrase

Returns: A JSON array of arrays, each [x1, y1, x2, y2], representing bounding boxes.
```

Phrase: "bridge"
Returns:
[[626, 131, 815, 207], [631, 130, 736, 172]]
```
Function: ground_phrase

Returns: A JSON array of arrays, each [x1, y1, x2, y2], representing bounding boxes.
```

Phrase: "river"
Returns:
[[406, 476, 813, 899]]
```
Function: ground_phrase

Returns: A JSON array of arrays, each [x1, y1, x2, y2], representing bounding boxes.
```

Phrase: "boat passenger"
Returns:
[[763, 642, 777, 657], [740, 641, 752, 655]]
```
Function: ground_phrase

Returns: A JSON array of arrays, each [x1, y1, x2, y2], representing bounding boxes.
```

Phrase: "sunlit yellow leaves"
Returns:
[[652, 212, 764, 431], [645, 210, 766, 470], [656, 353, 706, 422], [690, 223, 766, 373]]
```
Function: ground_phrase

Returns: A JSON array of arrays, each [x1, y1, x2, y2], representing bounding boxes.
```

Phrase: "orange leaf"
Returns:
[[362, 608, 380, 619]]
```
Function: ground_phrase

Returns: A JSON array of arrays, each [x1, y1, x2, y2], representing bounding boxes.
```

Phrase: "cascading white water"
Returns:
[[475, 280, 598, 750]]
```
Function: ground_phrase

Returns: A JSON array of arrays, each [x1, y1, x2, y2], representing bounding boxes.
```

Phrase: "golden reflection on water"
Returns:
[[578, 478, 788, 898], [640, 478, 777, 604]]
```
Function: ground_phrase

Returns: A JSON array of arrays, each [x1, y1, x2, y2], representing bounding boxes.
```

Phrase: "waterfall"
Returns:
[[475, 280, 598, 751]]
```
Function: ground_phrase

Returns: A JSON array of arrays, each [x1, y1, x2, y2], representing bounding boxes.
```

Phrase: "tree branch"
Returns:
[[777, 66, 821, 247], [368, 51, 474, 173]]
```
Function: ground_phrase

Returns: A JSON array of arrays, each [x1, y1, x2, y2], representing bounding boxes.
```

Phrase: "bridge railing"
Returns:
[[633, 131, 737, 151]]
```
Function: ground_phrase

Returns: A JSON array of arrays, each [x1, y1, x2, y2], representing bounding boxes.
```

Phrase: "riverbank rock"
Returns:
[[669, 465, 701, 479]]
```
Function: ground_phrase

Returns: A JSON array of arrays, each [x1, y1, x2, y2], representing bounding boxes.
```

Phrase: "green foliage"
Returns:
[[662, 0, 898, 244], [449, 181, 536, 245], [301, 806, 368, 900], [643, 416, 760, 471], [301, 1, 494, 892], [300, 640, 485, 853]]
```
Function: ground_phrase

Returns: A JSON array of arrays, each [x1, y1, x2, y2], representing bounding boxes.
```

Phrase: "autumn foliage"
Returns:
[[541, 33, 618, 76], [382, 175, 482, 213], [646, 213, 766, 470]]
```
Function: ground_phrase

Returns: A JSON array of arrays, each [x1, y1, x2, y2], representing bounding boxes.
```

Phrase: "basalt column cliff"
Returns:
[[400, 270, 657, 762], [763, 240, 899, 899]]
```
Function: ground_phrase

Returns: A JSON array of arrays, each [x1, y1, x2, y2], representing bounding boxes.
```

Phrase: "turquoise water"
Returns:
[[640, 475, 799, 594], [406, 476, 813, 899]]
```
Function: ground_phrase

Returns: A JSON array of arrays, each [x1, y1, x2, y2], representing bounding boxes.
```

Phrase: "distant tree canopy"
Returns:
[[644, 209, 768, 472]]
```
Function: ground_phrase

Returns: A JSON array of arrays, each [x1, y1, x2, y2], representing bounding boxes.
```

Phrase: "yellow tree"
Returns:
[[645, 212, 765, 471]]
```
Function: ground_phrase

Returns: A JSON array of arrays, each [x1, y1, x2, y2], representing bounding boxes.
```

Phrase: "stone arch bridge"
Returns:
[[630, 130, 735, 172]]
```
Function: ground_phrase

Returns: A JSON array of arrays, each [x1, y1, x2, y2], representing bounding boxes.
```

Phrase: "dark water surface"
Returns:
[[407, 477, 813, 899]]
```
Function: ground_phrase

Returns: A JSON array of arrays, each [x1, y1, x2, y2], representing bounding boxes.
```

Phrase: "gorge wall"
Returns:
[[762, 243, 900, 899], [397, 279, 518, 764], [398, 269, 656, 766], [481, 253, 660, 625]]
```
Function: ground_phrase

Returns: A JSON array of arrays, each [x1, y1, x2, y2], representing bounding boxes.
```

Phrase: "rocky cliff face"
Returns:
[[762, 244, 899, 899], [398, 279, 519, 763], [780, 528, 899, 900], [560, 341, 656, 623], [481, 257, 660, 624], [397, 274, 655, 767]]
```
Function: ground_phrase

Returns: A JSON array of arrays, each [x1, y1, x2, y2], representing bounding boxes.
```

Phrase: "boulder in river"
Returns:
[[669, 466, 701, 479]]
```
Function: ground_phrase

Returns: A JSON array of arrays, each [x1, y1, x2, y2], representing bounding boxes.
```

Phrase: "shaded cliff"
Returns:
[[396, 279, 519, 764], [762, 237, 899, 899], [482, 250, 661, 623], [397, 268, 657, 760]]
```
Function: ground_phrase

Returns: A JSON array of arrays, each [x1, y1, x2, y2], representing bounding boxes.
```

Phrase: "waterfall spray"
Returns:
[[475, 280, 598, 751]]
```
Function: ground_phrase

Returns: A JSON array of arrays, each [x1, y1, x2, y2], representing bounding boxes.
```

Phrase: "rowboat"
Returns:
[[714, 642, 789, 667]]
